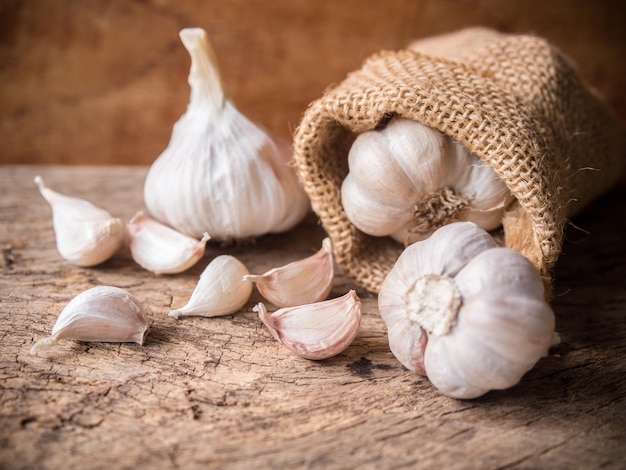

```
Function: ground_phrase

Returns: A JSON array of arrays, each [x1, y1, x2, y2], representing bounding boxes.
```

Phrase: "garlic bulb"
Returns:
[[244, 237, 334, 307], [254, 290, 362, 360], [35, 176, 124, 266], [341, 117, 514, 246], [127, 211, 210, 274], [378, 222, 555, 399], [143, 28, 310, 242], [168, 255, 253, 318], [30, 286, 149, 355]]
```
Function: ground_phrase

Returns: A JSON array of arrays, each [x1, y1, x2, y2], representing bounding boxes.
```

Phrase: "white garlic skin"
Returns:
[[341, 117, 514, 245], [254, 290, 362, 360], [127, 211, 210, 274], [143, 28, 310, 242], [30, 286, 149, 355], [35, 176, 124, 267], [378, 222, 555, 399], [244, 237, 334, 307], [168, 254, 253, 318]]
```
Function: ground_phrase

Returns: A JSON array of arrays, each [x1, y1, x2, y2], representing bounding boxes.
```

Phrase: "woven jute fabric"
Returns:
[[293, 28, 626, 294]]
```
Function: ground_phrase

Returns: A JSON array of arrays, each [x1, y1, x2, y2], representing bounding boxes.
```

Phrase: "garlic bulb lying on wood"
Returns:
[[254, 290, 362, 360], [378, 222, 555, 399], [169, 255, 253, 318], [35, 176, 124, 267], [341, 117, 514, 246], [30, 286, 149, 355], [244, 237, 334, 307], [127, 211, 210, 274], [143, 28, 310, 242]]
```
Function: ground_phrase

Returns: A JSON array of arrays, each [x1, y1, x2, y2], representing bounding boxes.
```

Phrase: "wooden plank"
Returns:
[[1, 165, 625, 469]]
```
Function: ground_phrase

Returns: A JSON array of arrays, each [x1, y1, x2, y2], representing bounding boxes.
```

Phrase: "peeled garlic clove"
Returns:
[[30, 286, 149, 355], [243, 237, 334, 307], [254, 290, 362, 360], [35, 176, 124, 267], [143, 28, 310, 242], [168, 255, 253, 318], [127, 211, 210, 274]]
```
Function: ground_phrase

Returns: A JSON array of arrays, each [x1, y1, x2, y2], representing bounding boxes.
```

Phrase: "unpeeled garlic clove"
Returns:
[[35, 176, 124, 267], [30, 286, 149, 355], [243, 237, 334, 307], [254, 290, 362, 360], [168, 255, 253, 318], [127, 211, 210, 274]]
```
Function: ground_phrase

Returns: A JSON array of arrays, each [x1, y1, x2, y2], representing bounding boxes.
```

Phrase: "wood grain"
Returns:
[[1, 0, 625, 165], [1, 165, 625, 468]]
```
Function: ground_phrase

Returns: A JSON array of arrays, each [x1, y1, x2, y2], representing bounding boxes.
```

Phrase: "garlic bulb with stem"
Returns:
[[254, 290, 362, 360], [341, 117, 514, 246], [30, 286, 149, 355], [127, 211, 210, 274], [35, 175, 124, 267], [168, 254, 253, 318], [243, 237, 334, 307], [143, 27, 310, 242], [378, 221, 555, 399]]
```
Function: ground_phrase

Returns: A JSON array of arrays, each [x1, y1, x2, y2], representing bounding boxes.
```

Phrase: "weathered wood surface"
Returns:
[[1, 165, 625, 469]]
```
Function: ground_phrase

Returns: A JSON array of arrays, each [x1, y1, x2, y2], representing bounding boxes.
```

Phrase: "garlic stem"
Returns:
[[179, 28, 224, 115]]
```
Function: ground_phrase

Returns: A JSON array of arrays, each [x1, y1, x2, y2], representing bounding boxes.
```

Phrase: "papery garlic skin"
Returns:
[[254, 290, 362, 360], [168, 255, 253, 318], [378, 222, 555, 399], [244, 237, 334, 307], [30, 286, 149, 355], [35, 176, 124, 267], [127, 211, 210, 274], [143, 28, 310, 242], [341, 117, 514, 246]]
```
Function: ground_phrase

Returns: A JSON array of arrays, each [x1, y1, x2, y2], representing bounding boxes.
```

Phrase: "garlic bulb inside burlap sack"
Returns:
[[293, 27, 626, 294], [144, 28, 310, 242]]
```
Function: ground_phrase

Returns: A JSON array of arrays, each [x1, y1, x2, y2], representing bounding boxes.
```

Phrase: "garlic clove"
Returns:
[[254, 290, 362, 360], [30, 286, 149, 355], [127, 211, 210, 274], [168, 254, 253, 318], [34, 175, 124, 267], [243, 237, 334, 307], [143, 28, 310, 242]]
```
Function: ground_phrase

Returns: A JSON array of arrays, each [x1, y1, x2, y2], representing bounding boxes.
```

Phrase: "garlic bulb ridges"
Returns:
[[341, 117, 514, 246], [34, 176, 124, 267], [30, 286, 149, 355], [378, 222, 555, 399], [128, 211, 210, 274], [254, 290, 362, 360], [243, 237, 334, 307], [143, 28, 310, 242], [168, 255, 253, 318]]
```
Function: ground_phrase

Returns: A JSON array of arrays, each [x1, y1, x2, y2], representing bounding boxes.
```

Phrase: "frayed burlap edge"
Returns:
[[293, 28, 626, 295]]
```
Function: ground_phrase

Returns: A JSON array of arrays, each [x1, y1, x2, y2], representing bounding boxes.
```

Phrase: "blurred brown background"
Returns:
[[1, 0, 624, 165]]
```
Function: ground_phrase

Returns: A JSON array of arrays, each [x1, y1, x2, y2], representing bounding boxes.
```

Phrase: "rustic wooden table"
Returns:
[[1, 165, 625, 469]]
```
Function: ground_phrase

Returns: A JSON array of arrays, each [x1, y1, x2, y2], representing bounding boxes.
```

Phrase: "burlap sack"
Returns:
[[293, 28, 626, 294]]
